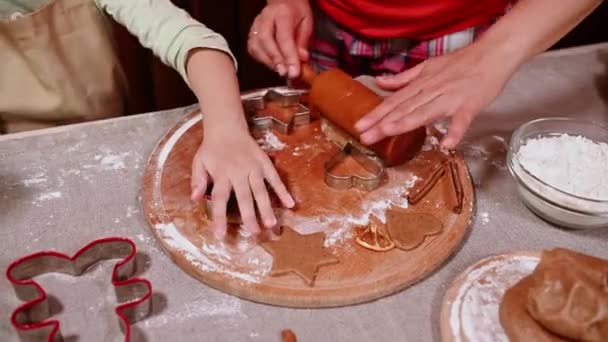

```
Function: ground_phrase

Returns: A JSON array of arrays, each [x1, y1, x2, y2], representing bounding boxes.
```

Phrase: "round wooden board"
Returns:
[[439, 251, 541, 342], [141, 88, 475, 308]]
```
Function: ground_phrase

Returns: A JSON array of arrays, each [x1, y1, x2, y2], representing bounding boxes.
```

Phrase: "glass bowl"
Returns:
[[507, 117, 608, 229]]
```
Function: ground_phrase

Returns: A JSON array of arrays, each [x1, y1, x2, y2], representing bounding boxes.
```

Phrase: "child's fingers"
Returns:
[[249, 170, 277, 228], [190, 161, 208, 202], [275, 16, 300, 78], [233, 177, 261, 234], [263, 160, 295, 209], [210, 181, 231, 239]]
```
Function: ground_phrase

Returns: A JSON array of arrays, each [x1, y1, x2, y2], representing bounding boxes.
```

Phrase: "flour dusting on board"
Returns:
[[150, 111, 423, 283], [288, 174, 418, 248], [257, 130, 286, 151], [449, 256, 539, 342], [155, 222, 270, 283]]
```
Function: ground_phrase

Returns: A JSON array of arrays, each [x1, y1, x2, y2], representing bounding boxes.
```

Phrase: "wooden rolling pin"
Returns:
[[300, 64, 426, 167]]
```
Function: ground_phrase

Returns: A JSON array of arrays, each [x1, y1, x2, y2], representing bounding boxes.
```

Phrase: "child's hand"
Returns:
[[247, 0, 313, 78], [355, 46, 515, 149], [191, 130, 295, 239]]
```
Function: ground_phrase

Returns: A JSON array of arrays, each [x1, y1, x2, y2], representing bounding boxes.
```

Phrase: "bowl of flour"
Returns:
[[507, 117, 608, 229]]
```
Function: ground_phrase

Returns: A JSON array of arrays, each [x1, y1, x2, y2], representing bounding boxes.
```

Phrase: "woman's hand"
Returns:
[[355, 45, 514, 149], [247, 0, 313, 78], [191, 129, 295, 239], [355, 0, 603, 149]]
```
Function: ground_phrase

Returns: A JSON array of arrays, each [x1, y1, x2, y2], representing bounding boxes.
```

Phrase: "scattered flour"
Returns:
[[125, 206, 139, 218], [479, 212, 490, 225], [155, 223, 269, 283], [518, 134, 608, 201], [35, 191, 62, 201], [449, 255, 539, 342], [257, 130, 286, 151], [143, 295, 245, 329], [83, 151, 130, 171], [22, 173, 48, 187]]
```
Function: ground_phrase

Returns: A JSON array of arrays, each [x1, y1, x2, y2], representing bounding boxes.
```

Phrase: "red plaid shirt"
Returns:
[[309, 2, 513, 77]]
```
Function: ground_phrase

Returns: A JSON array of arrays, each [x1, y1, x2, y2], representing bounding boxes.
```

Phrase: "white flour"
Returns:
[[35, 191, 62, 201], [143, 295, 245, 329], [518, 134, 608, 201], [155, 222, 270, 283], [479, 212, 490, 225], [22, 173, 48, 187], [449, 255, 539, 342], [257, 130, 286, 151]]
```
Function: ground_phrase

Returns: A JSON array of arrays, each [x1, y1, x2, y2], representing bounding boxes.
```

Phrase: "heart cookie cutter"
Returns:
[[243, 89, 311, 134], [324, 142, 384, 191], [6, 237, 152, 342]]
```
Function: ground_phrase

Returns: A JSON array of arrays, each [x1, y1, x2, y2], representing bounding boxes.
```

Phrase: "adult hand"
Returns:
[[247, 0, 313, 78], [355, 45, 516, 148], [191, 131, 295, 239]]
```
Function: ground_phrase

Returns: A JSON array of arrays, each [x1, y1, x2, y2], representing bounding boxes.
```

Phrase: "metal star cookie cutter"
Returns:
[[6, 237, 152, 342], [324, 142, 384, 191], [243, 89, 311, 134]]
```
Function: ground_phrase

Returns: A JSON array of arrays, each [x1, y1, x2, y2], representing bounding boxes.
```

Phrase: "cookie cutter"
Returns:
[[324, 142, 384, 191], [243, 89, 311, 134], [6, 237, 152, 342]]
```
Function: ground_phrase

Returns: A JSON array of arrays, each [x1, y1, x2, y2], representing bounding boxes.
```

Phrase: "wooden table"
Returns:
[[1, 44, 608, 342]]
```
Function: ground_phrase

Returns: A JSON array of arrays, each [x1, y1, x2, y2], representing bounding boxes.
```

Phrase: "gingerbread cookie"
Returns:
[[386, 210, 443, 251], [261, 226, 339, 286]]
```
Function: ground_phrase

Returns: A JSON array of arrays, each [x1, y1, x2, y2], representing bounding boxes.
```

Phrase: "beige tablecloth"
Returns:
[[1, 43, 608, 342]]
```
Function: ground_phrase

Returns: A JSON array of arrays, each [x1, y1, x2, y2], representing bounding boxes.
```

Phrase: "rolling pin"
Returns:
[[300, 64, 426, 167]]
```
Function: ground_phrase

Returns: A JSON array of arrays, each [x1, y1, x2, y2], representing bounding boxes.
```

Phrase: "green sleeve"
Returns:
[[96, 0, 238, 86]]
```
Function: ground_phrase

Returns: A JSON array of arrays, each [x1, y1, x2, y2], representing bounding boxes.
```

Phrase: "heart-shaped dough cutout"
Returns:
[[386, 210, 443, 250]]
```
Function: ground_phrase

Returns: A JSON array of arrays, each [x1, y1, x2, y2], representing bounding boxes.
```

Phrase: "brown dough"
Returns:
[[527, 249, 608, 341], [386, 210, 443, 250], [500, 249, 608, 342], [499, 275, 568, 342], [261, 226, 339, 286], [303, 65, 426, 167]]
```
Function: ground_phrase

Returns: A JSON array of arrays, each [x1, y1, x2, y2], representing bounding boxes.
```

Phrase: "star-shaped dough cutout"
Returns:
[[261, 227, 339, 286]]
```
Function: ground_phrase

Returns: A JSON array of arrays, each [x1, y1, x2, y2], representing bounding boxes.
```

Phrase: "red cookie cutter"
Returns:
[[6, 237, 153, 342]]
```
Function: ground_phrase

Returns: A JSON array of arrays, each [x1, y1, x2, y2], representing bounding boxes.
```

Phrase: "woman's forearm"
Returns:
[[472, 0, 602, 72], [186, 48, 249, 135]]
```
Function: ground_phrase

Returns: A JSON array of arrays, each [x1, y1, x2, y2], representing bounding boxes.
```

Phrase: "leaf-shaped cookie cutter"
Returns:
[[324, 142, 384, 192], [6, 237, 152, 342], [243, 89, 311, 134]]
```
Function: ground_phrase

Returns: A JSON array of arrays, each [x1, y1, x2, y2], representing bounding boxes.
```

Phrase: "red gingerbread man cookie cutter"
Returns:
[[6, 237, 153, 342]]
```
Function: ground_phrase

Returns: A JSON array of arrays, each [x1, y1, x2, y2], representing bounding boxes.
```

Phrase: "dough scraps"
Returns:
[[500, 248, 608, 342], [261, 226, 339, 286], [386, 210, 443, 251]]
